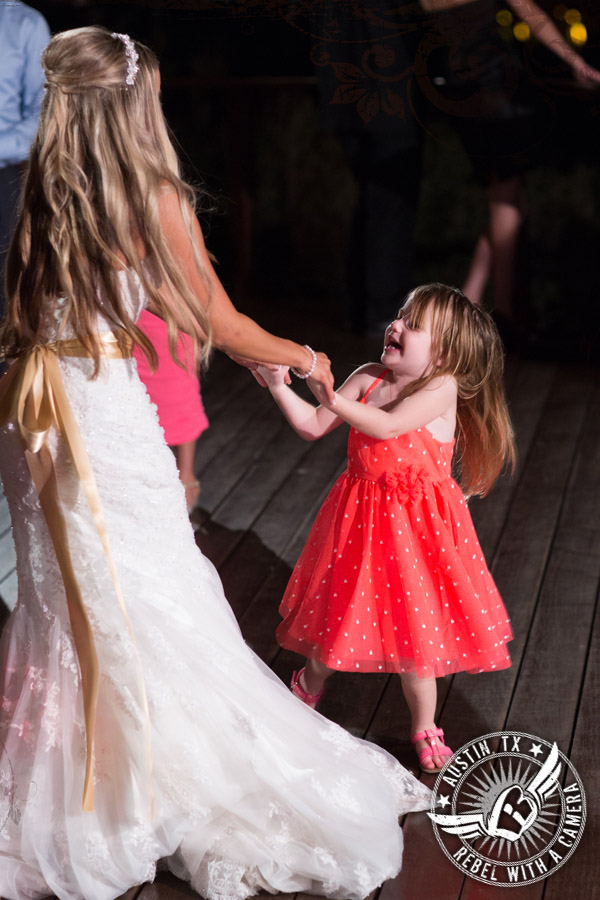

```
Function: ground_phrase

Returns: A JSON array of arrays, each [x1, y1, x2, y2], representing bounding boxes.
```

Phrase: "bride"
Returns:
[[0, 27, 431, 900]]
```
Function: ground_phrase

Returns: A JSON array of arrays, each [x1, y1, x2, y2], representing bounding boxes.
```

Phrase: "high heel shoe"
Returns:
[[411, 727, 453, 774], [290, 668, 323, 709]]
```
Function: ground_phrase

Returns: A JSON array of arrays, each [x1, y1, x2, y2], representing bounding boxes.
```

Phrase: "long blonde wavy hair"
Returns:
[[1, 26, 211, 374], [399, 284, 516, 497]]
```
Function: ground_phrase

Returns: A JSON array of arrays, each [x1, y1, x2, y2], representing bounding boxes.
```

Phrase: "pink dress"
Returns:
[[133, 309, 209, 445], [277, 372, 513, 678]]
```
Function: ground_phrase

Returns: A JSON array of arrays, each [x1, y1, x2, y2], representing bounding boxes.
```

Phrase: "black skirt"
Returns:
[[417, 0, 543, 183]]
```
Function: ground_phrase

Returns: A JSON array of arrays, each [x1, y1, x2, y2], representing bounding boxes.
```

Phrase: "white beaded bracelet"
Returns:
[[291, 345, 317, 380]]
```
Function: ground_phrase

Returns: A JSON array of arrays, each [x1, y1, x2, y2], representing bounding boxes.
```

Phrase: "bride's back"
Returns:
[[1, 26, 209, 375]]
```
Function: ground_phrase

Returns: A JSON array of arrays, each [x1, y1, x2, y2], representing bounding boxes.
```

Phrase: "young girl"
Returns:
[[258, 284, 515, 773], [0, 27, 431, 900]]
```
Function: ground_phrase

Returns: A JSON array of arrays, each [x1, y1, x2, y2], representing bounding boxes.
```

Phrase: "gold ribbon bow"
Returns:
[[0, 333, 152, 813]]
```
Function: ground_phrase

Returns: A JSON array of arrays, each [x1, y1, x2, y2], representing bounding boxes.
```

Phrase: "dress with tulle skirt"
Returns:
[[277, 372, 512, 678]]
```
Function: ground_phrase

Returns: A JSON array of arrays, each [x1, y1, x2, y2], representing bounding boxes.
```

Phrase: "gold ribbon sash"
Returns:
[[0, 333, 153, 812]]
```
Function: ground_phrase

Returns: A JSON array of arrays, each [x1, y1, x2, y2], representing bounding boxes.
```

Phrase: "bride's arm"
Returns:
[[158, 192, 335, 401]]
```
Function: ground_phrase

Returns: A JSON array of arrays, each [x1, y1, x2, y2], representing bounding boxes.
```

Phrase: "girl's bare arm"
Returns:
[[318, 375, 457, 441], [259, 364, 378, 441]]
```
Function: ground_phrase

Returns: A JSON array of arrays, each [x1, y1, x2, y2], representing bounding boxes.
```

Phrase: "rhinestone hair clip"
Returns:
[[111, 32, 139, 86]]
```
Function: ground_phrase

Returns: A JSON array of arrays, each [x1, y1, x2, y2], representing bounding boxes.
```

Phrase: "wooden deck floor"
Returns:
[[0, 319, 598, 900]]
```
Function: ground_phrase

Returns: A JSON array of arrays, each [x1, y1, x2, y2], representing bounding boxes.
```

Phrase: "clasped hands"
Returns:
[[229, 352, 336, 405]]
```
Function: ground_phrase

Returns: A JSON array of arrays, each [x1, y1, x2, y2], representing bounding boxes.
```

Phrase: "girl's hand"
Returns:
[[256, 364, 291, 389], [306, 352, 335, 404], [228, 353, 291, 388], [307, 377, 337, 409]]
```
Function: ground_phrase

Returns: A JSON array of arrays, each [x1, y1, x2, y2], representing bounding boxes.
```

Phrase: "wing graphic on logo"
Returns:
[[428, 810, 487, 839], [525, 742, 561, 806], [429, 744, 562, 843]]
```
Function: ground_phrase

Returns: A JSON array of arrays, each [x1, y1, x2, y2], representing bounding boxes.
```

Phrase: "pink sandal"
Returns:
[[411, 727, 453, 774], [290, 668, 323, 709]]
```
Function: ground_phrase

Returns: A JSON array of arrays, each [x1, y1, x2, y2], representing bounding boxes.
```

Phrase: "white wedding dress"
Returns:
[[0, 270, 431, 900]]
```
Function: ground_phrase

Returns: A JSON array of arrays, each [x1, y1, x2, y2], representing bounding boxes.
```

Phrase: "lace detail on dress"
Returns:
[[57, 631, 80, 687], [40, 681, 61, 751], [205, 859, 255, 900], [311, 774, 361, 814], [366, 745, 432, 808], [319, 722, 360, 757], [128, 819, 159, 884], [85, 831, 112, 877]]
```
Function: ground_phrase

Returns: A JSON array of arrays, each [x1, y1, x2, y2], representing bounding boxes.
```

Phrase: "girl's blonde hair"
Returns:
[[400, 283, 516, 497], [1, 26, 211, 374]]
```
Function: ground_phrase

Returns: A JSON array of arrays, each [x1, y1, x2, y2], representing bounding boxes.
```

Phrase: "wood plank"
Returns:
[[295, 893, 378, 900], [193, 378, 272, 484], [197, 415, 309, 569], [234, 441, 351, 641], [218, 425, 349, 619], [469, 359, 556, 560], [378, 814, 461, 900], [190, 384, 277, 532], [544, 597, 599, 900], [116, 886, 145, 900], [0, 569, 16, 628], [0, 493, 10, 534], [0, 484, 16, 620], [249, 429, 348, 560], [505, 550, 599, 745], [196, 387, 279, 512], [137, 872, 296, 900], [0, 526, 16, 582], [198, 353, 252, 419], [137, 873, 203, 900]]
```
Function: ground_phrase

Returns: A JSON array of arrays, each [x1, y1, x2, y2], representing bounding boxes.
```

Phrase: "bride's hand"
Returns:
[[228, 353, 291, 387]]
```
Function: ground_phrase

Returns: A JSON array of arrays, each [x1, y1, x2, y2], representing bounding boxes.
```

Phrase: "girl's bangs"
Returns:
[[401, 291, 429, 329], [402, 286, 445, 333]]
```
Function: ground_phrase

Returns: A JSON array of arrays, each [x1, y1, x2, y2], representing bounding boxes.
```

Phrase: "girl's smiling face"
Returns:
[[381, 303, 436, 379]]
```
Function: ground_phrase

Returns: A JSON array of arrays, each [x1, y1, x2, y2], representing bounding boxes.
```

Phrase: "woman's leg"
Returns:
[[462, 232, 493, 304], [173, 440, 199, 509], [400, 672, 449, 770], [487, 175, 526, 318], [463, 175, 526, 318]]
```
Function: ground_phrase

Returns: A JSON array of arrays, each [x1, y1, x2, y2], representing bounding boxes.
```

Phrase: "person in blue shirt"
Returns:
[[0, 1, 50, 316]]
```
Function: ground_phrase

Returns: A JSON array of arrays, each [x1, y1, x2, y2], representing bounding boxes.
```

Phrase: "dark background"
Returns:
[[29, 0, 600, 356]]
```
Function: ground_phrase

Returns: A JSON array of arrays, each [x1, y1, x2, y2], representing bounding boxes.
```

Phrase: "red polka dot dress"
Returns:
[[277, 374, 512, 678]]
